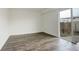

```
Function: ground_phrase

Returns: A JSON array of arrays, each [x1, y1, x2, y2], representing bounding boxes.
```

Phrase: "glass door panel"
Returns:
[[60, 9, 71, 37], [72, 8, 79, 43]]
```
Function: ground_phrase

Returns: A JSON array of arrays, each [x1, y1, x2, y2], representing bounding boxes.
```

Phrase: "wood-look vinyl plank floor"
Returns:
[[1, 32, 79, 51]]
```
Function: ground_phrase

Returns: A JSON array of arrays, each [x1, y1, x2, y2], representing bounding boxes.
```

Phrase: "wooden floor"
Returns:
[[1, 32, 79, 51]]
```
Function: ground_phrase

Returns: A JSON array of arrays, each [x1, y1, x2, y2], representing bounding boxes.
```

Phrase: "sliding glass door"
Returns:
[[59, 9, 73, 42], [59, 9, 72, 37], [59, 8, 79, 44], [72, 8, 79, 43]]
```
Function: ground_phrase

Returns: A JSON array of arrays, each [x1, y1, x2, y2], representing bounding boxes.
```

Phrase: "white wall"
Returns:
[[0, 8, 60, 49], [9, 9, 42, 35], [0, 9, 9, 49], [9, 8, 59, 37], [42, 10, 59, 37]]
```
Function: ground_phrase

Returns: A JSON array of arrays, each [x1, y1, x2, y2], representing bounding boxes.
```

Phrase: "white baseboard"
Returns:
[[10, 31, 42, 36]]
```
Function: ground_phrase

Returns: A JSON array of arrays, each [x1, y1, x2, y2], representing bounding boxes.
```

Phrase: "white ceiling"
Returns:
[[9, 8, 70, 13], [30, 8, 69, 11], [30, 8, 69, 13], [31, 8, 57, 11], [9, 8, 69, 12]]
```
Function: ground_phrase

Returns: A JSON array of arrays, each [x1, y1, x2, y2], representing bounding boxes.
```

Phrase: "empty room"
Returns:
[[0, 8, 79, 51]]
